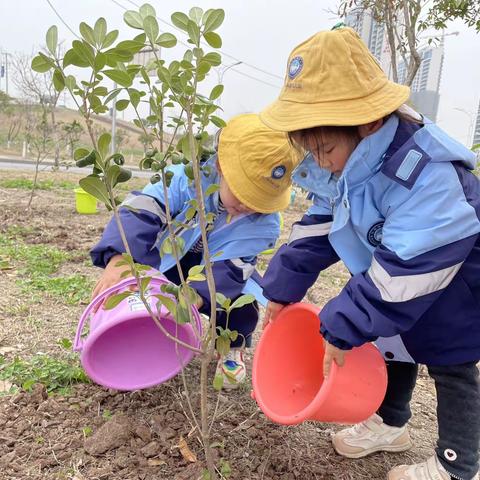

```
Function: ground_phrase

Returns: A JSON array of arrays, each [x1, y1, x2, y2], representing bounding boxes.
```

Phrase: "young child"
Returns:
[[259, 27, 480, 480], [90, 113, 299, 389]]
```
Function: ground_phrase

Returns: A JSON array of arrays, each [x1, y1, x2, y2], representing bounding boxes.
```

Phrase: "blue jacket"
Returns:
[[91, 156, 281, 310], [262, 115, 480, 365]]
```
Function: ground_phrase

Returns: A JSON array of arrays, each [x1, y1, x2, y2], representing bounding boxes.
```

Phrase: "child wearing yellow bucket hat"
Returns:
[[90, 113, 300, 390], [260, 27, 480, 480]]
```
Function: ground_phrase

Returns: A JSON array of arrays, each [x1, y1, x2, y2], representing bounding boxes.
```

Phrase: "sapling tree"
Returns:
[[33, 5, 253, 478]]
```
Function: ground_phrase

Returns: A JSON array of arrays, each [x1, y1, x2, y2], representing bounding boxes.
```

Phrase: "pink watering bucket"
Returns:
[[74, 274, 202, 391]]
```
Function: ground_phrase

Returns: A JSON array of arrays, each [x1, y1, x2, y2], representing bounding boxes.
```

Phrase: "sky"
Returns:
[[1, 0, 479, 146]]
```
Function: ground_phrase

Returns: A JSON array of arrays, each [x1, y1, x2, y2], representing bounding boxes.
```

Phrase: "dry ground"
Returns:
[[0, 169, 439, 480]]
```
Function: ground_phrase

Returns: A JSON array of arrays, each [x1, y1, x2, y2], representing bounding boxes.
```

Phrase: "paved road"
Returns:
[[0, 156, 151, 178]]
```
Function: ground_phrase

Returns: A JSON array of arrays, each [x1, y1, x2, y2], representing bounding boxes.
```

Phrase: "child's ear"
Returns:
[[358, 118, 384, 138]]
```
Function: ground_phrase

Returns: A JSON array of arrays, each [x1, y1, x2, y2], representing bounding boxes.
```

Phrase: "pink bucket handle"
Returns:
[[74, 274, 169, 352]]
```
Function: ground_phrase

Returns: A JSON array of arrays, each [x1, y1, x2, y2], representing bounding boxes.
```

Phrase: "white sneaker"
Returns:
[[215, 349, 246, 390], [332, 413, 412, 459], [388, 454, 479, 480]]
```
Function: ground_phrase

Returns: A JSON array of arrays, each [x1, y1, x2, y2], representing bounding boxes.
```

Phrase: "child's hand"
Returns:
[[91, 254, 131, 301], [263, 301, 285, 329], [323, 341, 346, 378]]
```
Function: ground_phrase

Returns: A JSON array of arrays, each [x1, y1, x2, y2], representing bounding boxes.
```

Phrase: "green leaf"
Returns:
[[161, 237, 173, 256], [209, 84, 224, 101], [140, 68, 151, 85], [104, 291, 132, 310], [116, 39, 146, 54], [107, 164, 121, 187], [104, 88, 122, 105], [127, 88, 141, 108], [79, 22, 96, 45], [188, 273, 206, 282], [139, 276, 151, 295], [186, 20, 201, 46], [74, 147, 90, 161], [171, 12, 190, 31], [72, 40, 96, 68], [204, 31, 222, 48], [98, 133, 112, 159], [139, 3, 156, 19], [188, 265, 205, 277], [203, 52, 221, 66], [63, 49, 89, 68], [229, 294, 255, 311], [103, 70, 133, 87], [189, 7, 203, 24], [115, 99, 129, 111], [52, 69, 65, 91], [216, 292, 230, 310], [124, 10, 144, 29], [213, 374, 224, 391], [94, 52, 106, 71], [46, 25, 58, 55], [210, 115, 226, 128], [157, 32, 177, 48], [102, 29, 119, 49], [204, 9, 225, 33], [64, 75, 76, 91], [143, 16, 159, 45], [94, 18, 107, 46], [185, 207, 196, 221], [31, 54, 53, 73], [205, 183, 219, 196], [216, 336, 230, 356], [155, 294, 177, 317], [79, 176, 112, 208]]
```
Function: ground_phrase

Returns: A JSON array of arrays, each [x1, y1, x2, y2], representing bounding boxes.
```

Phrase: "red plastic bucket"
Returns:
[[252, 303, 387, 425]]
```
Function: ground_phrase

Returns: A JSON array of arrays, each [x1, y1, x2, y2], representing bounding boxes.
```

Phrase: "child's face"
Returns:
[[291, 120, 384, 175], [219, 176, 255, 216], [292, 129, 359, 176]]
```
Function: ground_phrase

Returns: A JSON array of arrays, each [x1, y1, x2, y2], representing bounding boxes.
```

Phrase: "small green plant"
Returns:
[[82, 426, 93, 438], [0, 353, 90, 393], [32, 5, 252, 477], [102, 409, 113, 420]]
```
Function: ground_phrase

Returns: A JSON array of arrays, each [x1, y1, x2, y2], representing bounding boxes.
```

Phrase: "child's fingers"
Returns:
[[262, 302, 276, 329], [323, 351, 333, 379]]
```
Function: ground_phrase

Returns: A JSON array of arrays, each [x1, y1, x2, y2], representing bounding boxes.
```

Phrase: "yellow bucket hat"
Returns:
[[261, 27, 410, 131], [217, 113, 300, 214]]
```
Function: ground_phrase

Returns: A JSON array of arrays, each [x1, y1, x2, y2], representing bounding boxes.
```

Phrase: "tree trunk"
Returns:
[[403, 0, 422, 86], [27, 153, 41, 210]]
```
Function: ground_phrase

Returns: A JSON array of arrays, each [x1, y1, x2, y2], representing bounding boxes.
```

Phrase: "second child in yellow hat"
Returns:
[[260, 27, 480, 480], [90, 113, 300, 390]]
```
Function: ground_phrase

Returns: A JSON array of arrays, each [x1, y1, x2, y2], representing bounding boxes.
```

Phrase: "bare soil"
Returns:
[[0, 170, 439, 480]]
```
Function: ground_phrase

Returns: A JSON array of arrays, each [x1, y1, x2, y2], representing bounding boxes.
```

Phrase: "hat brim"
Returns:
[[218, 143, 291, 214], [260, 81, 410, 132]]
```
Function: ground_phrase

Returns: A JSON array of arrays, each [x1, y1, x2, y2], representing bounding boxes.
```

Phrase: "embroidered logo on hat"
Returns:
[[271, 165, 287, 179], [288, 56, 303, 79]]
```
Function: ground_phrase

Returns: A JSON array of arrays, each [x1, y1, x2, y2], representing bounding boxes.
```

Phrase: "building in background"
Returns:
[[473, 100, 480, 146], [345, 8, 444, 121]]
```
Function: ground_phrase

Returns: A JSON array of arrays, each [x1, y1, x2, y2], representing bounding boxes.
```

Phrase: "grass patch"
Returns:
[[0, 352, 89, 394], [0, 178, 77, 190], [4, 225, 38, 238], [20, 274, 93, 305], [0, 234, 93, 304], [0, 234, 70, 275]]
